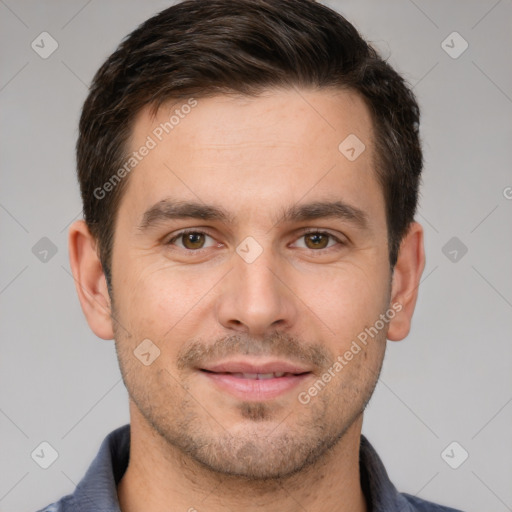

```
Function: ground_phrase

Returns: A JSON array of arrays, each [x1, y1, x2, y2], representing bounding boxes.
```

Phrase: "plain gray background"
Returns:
[[1, 1, 511, 511]]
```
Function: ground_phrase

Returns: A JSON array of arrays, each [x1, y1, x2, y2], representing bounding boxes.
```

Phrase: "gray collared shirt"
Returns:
[[36, 424, 464, 512]]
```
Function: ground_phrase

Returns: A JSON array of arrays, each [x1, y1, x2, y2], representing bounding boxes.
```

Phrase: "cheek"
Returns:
[[297, 263, 390, 342], [119, 261, 221, 341]]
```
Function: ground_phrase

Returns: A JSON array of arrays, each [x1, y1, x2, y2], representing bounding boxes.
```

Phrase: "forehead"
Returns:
[[133, 87, 374, 154], [119, 87, 383, 226]]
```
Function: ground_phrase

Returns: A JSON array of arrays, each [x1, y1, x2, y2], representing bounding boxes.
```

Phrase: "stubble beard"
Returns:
[[113, 332, 385, 482]]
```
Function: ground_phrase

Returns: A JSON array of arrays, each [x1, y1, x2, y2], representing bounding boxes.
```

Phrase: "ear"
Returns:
[[387, 221, 425, 341], [68, 220, 114, 340]]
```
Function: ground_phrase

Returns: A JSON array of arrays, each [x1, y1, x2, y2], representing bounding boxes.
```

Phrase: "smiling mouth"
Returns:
[[198, 363, 313, 401]]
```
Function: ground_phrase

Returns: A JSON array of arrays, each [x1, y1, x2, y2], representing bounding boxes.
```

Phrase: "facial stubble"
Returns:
[[111, 308, 387, 484]]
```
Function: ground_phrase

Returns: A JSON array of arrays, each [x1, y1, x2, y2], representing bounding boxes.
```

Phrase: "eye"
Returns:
[[166, 230, 218, 250], [293, 230, 343, 250]]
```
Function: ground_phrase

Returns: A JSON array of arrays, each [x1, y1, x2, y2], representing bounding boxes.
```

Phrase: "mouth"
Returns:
[[198, 360, 313, 401], [203, 371, 301, 379]]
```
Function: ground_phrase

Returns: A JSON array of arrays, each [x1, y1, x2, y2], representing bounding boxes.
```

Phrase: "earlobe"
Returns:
[[387, 221, 425, 342], [68, 220, 114, 340]]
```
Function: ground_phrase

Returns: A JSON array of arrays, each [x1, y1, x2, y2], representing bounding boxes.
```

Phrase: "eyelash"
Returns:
[[165, 228, 346, 253]]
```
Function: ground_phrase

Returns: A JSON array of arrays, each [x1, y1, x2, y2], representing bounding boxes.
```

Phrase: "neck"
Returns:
[[117, 404, 368, 512]]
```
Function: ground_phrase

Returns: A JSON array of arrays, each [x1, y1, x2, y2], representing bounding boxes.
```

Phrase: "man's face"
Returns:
[[110, 87, 392, 479]]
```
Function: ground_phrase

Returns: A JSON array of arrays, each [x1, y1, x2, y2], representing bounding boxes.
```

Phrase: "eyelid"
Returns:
[[295, 227, 346, 239]]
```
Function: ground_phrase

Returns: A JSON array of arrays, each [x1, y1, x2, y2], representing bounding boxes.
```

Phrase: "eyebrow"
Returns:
[[137, 198, 369, 232], [138, 199, 235, 230], [274, 200, 369, 230]]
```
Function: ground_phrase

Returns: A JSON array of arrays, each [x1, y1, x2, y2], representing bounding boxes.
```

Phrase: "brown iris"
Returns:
[[304, 233, 329, 249], [181, 232, 206, 249]]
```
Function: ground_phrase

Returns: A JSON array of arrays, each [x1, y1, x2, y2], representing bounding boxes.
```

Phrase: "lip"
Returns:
[[201, 359, 311, 375], [199, 358, 313, 401]]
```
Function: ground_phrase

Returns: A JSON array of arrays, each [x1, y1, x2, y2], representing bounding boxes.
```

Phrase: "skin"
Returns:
[[69, 87, 425, 512]]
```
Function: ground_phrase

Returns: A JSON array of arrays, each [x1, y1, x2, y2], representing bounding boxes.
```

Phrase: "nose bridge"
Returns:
[[216, 239, 297, 335], [237, 245, 279, 303]]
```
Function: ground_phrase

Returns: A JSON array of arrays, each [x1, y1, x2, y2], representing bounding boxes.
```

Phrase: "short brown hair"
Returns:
[[77, 0, 422, 291]]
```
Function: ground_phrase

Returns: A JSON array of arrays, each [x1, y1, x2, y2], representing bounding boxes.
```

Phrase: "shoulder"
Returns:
[[402, 492, 466, 512], [34, 494, 75, 512], [33, 424, 130, 512]]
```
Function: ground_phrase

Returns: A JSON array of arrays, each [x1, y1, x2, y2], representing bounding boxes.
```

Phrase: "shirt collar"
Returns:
[[73, 424, 129, 511], [359, 434, 416, 511]]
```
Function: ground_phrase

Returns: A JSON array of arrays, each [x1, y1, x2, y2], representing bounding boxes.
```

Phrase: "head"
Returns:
[[70, 0, 425, 480]]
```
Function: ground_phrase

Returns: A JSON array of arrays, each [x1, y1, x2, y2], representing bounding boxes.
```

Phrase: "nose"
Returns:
[[215, 245, 299, 337]]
